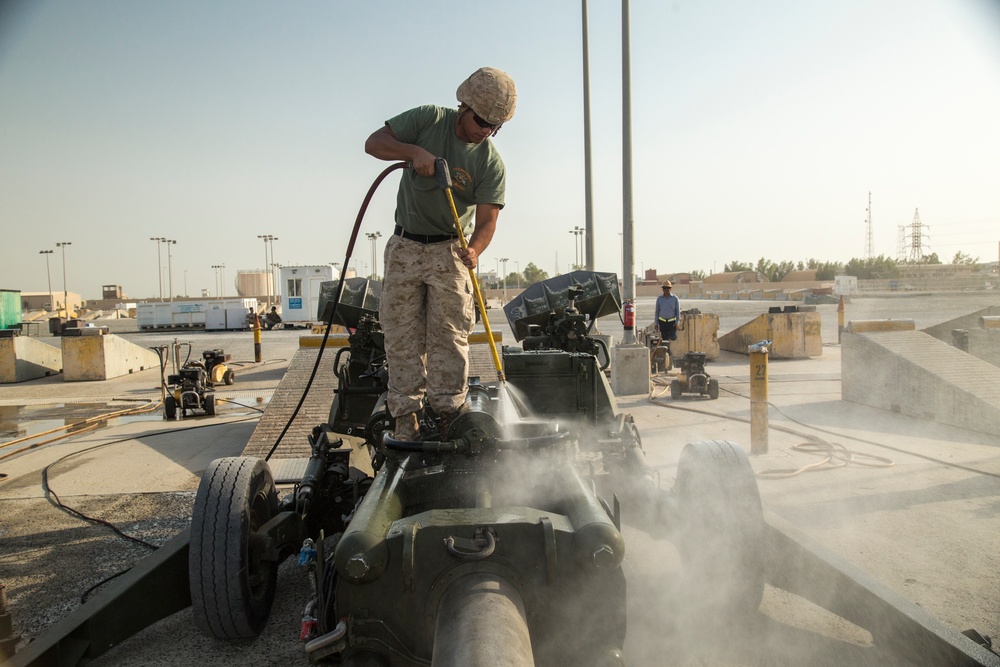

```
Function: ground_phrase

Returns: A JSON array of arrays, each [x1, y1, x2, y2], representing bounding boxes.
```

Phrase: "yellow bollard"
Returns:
[[749, 342, 769, 455], [252, 310, 262, 363], [837, 295, 845, 343]]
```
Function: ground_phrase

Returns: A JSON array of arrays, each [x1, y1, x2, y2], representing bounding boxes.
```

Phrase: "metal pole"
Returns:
[[258, 235, 269, 307], [165, 240, 176, 303], [252, 309, 262, 362], [837, 295, 845, 344], [366, 231, 382, 278], [621, 0, 636, 344], [269, 237, 278, 305], [39, 250, 54, 313], [150, 237, 164, 300], [515, 261, 520, 289], [582, 0, 595, 271], [258, 235, 278, 307], [501, 257, 509, 303], [56, 242, 71, 318], [183, 270, 188, 297], [750, 346, 769, 454]]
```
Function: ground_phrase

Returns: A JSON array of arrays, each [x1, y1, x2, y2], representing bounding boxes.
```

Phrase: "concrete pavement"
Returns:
[[1, 303, 999, 665]]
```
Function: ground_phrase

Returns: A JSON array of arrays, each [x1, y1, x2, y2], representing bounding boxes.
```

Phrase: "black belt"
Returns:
[[394, 225, 457, 244]]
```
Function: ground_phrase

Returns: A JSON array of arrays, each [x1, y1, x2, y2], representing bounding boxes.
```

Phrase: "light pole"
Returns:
[[183, 269, 188, 297], [366, 231, 382, 278], [268, 237, 278, 302], [500, 257, 509, 303], [515, 261, 520, 289], [164, 239, 176, 302], [56, 242, 71, 317], [569, 227, 584, 270], [258, 235, 278, 306], [150, 237, 166, 300], [39, 250, 54, 312], [211, 264, 225, 298]]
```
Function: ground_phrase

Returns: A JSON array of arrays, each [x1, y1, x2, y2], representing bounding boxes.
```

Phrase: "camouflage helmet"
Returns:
[[456, 67, 517, 126]]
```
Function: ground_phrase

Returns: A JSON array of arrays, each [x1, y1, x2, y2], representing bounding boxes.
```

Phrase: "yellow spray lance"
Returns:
[[434, 158, 505, 383]]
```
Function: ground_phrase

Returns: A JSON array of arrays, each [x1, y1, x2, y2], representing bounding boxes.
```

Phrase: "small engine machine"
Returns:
[[669, 351, 719, 400], [164, 348, 234, 419]]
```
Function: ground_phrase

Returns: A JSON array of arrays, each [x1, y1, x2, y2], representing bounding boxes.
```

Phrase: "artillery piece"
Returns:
[[185, 272, 766, 666], [10, 273, 998, 667]]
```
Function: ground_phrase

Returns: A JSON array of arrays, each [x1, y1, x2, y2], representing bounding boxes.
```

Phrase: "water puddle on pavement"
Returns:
[[1, 403, 160, 445], [0, 395, 274, 446]]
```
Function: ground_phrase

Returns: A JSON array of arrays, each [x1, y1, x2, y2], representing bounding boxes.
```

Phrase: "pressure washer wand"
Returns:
[[435, 158, 505, 383]]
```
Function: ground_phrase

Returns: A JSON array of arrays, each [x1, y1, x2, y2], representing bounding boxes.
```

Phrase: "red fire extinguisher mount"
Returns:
[[623, 299, 635, 330]]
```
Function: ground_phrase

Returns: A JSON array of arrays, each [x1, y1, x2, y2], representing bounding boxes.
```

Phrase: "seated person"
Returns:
[[264, 306, 282, 330]]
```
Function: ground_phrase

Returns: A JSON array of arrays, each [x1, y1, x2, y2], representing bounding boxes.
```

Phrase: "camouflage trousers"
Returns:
[[380, 234, 474, 417]]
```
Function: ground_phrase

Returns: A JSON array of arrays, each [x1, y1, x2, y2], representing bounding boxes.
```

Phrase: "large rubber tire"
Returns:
[[164, 395, 177, 420], [204, 394, 216, 416], [708, 378, 719, 400], [670, 379, 682, 400], [190, 457, 279, 641], [672, 440, 765, 618]]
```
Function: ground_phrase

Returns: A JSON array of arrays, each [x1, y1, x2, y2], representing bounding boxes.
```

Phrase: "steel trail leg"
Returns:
[[434, 157, 505, 384]]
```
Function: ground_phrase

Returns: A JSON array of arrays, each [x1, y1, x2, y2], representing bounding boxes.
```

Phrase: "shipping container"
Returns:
[[0, 289, 22, 330], [137, 298, 257, 330]]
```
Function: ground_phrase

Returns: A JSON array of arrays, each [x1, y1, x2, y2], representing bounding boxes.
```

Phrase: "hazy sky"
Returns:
[[2, 0, 999, 301]]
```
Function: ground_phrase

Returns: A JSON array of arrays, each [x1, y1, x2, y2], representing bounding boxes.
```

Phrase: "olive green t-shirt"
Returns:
[[386, 105, 506, 237]]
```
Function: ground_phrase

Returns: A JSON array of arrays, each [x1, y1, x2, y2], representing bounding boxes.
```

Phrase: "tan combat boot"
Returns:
[[393, 412, 420, 441]]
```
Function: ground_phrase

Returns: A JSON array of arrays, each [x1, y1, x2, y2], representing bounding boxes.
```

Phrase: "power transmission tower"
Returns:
[[896, 225, 906, 262], [864, 191, 874, 260], [903, 208, 931, 263]]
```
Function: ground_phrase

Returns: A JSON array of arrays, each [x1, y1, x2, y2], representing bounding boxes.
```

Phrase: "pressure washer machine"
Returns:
[[164, 348, 234, 419]]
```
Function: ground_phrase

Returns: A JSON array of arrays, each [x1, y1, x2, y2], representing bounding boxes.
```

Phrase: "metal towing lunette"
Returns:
[[5, 273, 998, 667]]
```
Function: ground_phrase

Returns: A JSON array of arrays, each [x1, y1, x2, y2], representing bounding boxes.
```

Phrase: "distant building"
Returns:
[[834, 275, 858, 295], [20, 291, 83, 313], [663, 272, 695, 285], [703, 271, 769, 284], [102, 284, 126, 300], [781, 270, 818, 282]]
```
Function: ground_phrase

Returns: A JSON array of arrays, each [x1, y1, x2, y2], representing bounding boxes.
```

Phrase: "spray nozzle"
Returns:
[[434, 157, 453, 190]]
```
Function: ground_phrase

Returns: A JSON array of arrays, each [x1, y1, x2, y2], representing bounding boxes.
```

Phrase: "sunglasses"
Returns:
[[471, 111, 498, 130]]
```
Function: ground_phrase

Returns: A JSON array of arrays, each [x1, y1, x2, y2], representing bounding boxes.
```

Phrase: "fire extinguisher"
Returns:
[[623, 299, 635, 331]]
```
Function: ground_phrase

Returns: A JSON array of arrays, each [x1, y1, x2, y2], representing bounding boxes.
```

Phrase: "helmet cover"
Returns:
[[456, 67, 517, 126]]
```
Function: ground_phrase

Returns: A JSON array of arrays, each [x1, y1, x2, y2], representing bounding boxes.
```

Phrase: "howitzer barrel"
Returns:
[[432, 572, 534, 667]]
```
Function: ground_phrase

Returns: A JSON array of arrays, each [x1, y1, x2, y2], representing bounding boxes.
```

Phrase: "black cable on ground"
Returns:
[[41, 417, 259, 545], [264, 161, 407, 462], [649, 391, 893, 478], [36, 416, 260, 603], [215, 398, 266, 413], [650, 377, 1000, 481]]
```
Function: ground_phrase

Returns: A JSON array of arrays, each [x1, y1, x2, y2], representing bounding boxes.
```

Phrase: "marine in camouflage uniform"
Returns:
[[365, 67, 517, 440]]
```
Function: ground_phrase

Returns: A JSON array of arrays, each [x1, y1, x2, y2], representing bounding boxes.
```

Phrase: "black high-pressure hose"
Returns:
[[264, 161, 408, 461]]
